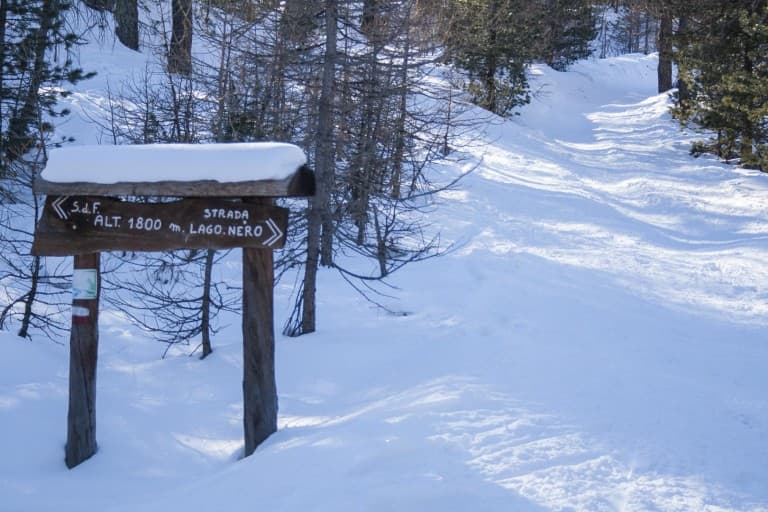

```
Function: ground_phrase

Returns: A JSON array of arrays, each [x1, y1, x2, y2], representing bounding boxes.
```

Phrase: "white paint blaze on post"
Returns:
[[72, 306, 90, 318]]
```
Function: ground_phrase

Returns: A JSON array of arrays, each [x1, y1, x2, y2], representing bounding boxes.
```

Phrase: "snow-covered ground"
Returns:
[[2, 53, 768, 511]]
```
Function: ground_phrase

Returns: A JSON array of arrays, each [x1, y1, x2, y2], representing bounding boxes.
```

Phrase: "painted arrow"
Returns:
[[52, 196, 70, 220], [264, 218, 283, 246]]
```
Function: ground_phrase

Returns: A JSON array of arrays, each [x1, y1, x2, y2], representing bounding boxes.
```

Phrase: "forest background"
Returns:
[[1, 0, 766, 347]]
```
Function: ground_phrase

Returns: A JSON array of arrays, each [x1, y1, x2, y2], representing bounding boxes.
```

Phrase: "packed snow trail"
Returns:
[[405, 54, 768, 511], [450, 55, 768, 325], [1, 54, 767, 512]]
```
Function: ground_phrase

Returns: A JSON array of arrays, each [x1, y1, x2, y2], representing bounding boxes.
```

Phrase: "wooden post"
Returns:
[[65, 253, 100, 468], [242, 199, 278, 457]]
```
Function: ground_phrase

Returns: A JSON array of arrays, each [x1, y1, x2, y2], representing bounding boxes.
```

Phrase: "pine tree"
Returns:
[[443, 0, 536, 116], [1, 0, 92, 177], [673, 1, 768, 170], [535, 0, 596, 71], [0, 0, 93, 338]]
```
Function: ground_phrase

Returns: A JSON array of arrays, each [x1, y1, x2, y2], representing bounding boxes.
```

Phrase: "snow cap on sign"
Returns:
[[41, 142, 307, 184]]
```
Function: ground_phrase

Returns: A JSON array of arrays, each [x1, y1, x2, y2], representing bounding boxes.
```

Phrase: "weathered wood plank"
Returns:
[[32, 196, 288, 256], [65, 253, 100, 469], [33, 165, 315, 198], [242, 198, 278, 457]]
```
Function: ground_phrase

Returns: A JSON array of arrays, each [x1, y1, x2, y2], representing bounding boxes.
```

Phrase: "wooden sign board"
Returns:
[[32, 196, 288, 256]]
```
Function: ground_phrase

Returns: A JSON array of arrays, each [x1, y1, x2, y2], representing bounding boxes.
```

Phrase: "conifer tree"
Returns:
[[443, 0, 535, 116], [673, 1, 768, 170], [0, 0, 93, 338], [535, 0, 596, 71], [1, 0, 92, 176]]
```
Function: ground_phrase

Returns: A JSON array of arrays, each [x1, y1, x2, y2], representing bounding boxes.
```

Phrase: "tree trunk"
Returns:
[[300, 213, 320, 333], [675, 15, 690, 103], [391, 17, 412, 198], [657, 8, 673, 93], [0, 1, 8, 148], [0, 0, 8, 108], [484, 0, 499, 113], [740, 50, 755, 165], [643, 11, 651, 54], [361, 0, 379, 35], [352, 48, 382, 245], [114, 0, 139, 51], [300, 0, 337, 334], [319, 0, 337, 266], [16, 256, 40, 338], [199, 249, 214, 359], [168, 0, 193, 75], [5, 1, 52, 162], [18, 190, 44, 337], [315, 0, 339, 266]]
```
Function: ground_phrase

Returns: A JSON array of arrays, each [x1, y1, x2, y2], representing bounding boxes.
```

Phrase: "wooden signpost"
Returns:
[[32, 151, 314, 469]]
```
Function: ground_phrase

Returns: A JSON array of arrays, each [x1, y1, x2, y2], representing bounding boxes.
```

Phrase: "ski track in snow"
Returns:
[[454, 61, 768, 327], [2, 54, 768, 512], [416, 56, 768, 511]]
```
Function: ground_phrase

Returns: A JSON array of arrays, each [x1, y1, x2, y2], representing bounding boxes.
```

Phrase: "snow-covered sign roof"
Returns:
[[35, 142, 313, 197]]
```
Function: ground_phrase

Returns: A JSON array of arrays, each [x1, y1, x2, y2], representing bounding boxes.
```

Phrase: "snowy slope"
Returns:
[[2, 53, 768, 512]]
